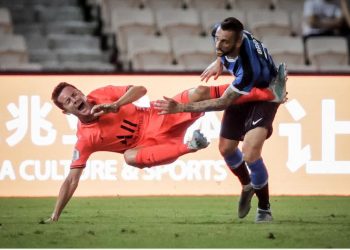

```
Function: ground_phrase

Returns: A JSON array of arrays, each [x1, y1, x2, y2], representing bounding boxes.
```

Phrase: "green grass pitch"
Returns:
[[0, 196, 349, 248]]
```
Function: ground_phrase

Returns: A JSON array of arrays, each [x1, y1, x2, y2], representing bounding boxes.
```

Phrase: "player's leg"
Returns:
[[183, 62, 287, 104], [185, 84, 274, 104], [124, 130, 209, 168], [237, 62, 288, 104], [242, 127, 272, 223], [219, 105, 254, 219], [124, 144, 189, 168], [241, 101, 279, 223], [219, 137, 255, 219], [183, 84, 283, 106]]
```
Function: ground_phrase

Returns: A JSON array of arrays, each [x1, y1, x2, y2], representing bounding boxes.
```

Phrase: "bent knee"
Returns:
[[219, 138, 239, 157], [242, 144, 262, 163], [195, 85, 209, 94], [194, 85, 210, 100], [218, 144, 237, 157]]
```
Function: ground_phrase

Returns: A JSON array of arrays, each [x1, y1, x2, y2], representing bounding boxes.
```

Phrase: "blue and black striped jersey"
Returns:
[[212, 27, 277, 94]]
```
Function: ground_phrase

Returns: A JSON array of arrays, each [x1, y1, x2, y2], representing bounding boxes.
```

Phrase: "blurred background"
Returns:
[[0, 0, 349, 74]]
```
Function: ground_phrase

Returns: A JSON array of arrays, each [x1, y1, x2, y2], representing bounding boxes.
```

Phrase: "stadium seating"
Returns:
[[273, 0, 305, 13], [0, 0, 349, 73], [0, 0, 114, 72], [111, 8, 156, 64], [192, 0, 230, 11], [7, 6, 36, 23], [262, 35, 304, 67], [171, 35, 215, 71], [232, 0, 272, 11], [29, 49, 58, 65], [56, 49, 108, 62], [48, 34, 100, 49], [155, 9, 202, 39], [306, 36, 349, 67], [0, 62, 43, 71], [134, 62, 186, 71], [147, 0, 187, 11], [0, 34, 28, 64], [36, 6, 83, 22], [127, 35, 173, 71], [98, 0, 144, 33], [14, 23, 44, 36], [246, 10, 292, 39], [0, 8, 12, 34], [45, 21, 97, 36], [200, 9, 246, 36], [290, 11, 303, 36], [318, 64, 350, 73], [284, 64, 318, 72], [59, 61, 115, 72]]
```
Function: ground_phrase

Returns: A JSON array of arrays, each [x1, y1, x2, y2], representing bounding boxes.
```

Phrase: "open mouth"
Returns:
[[78, 102, 85, 111]]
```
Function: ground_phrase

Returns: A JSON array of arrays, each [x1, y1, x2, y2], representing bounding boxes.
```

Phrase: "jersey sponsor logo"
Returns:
[[116, 119, 138, 145], [253, 39, 263, 55], [252, 118, 263, 125]]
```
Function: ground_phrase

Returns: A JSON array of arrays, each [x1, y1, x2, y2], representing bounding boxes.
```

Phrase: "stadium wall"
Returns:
[[0, 74, 349, 196]]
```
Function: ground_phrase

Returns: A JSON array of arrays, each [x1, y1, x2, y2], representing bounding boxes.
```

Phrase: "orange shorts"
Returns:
[[136, 90, 203, 147]]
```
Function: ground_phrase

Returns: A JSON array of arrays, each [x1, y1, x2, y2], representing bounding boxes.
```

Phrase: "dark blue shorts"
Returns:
[[220, 101, 279, 141]]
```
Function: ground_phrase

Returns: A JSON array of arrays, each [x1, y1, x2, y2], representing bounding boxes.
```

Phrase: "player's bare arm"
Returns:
[[200, 57, 223, 82], [91, 85, 147, 117], [155, 87, 241, 114], [46, 168, 83, 223]]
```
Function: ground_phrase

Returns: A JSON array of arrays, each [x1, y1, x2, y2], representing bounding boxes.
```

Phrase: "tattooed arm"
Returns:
[[155, 87, 241, 114]]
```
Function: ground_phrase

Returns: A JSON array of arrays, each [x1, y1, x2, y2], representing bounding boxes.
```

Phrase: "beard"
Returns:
[[216, 47, 235, 57]]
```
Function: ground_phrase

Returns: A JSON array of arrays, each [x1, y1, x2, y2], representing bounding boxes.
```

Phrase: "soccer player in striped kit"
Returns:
[[155, 17, 287, 223]]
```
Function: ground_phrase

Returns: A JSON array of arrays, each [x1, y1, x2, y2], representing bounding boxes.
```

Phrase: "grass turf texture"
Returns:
[[0, 196, 349, 248]]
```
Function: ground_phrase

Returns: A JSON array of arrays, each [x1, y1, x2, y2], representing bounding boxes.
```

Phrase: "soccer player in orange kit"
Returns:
[[46, 81, 282, 222]]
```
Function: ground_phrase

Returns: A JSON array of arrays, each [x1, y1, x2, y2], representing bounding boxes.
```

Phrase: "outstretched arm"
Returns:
[[155, 86, 241, 114], [91, 85, 147, 117], [47, 168, 83, 222]]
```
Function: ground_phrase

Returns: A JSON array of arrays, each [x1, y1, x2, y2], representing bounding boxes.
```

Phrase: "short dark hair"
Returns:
[[51, 82, 77, 110], [221, 17, 244, 34]]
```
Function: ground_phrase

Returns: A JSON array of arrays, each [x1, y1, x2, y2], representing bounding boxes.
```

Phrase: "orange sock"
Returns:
[[135, 143, 190, 168], [234, 88, 274, 104], [209, 84, 230, 99], [208, 84, 274, 104]]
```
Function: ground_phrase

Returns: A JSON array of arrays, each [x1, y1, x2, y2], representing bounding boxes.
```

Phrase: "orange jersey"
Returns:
[[71, 85, 147, 168], [71, 86, 202, 168]]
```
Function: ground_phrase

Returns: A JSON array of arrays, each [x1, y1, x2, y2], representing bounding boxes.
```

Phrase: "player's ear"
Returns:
[[235, 38, 242, 49], [235, 32, 243, 48]]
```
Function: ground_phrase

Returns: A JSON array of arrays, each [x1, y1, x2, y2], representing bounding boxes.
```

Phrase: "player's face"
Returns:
[[215, 28, 238, 57], [57, 86, 92, 118]]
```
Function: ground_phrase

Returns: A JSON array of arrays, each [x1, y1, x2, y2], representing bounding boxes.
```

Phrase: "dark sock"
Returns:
[[230, 161, 251, 186], [255, 183, 270, 210]]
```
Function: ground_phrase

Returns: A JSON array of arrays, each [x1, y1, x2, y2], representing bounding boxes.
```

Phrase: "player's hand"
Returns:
[[200, 60, 223, 82], [154, 96, 183, 115], [39, 216, 57, 224], [91, 103, 119, 117]]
